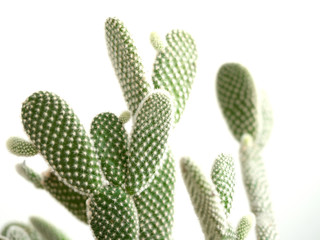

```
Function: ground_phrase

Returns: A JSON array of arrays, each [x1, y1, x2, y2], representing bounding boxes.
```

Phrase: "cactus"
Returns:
[[217, 63, 278, 240], [180, 63, 277, 240], [180, 155, 254, 240], [7, 137, 38, 157], [5, 17, 197, 240], [0, 217, 69, 240]]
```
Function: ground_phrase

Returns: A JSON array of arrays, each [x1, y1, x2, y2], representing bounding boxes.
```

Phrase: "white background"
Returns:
[[1, 1, 320, 239]]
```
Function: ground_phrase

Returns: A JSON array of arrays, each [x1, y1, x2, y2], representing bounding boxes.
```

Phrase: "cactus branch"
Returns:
[[7, 137, 38, 157], [15, 162, 43, 189], [105, 17, 150, 115], [152, 30, 197, 124], [21, 91, 104, 196], [180, 157, 228, 239], [90, 112, 128, 187], [126, 90, 173, 195]]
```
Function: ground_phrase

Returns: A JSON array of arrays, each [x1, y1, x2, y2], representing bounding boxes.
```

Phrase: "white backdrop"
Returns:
[[1, 1, 320, 239]]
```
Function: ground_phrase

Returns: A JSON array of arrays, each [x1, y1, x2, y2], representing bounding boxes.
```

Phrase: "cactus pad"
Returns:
[[42, 170, 88, 223], [90, 112, 128, 186], [217, 63, 258, 141], [126, 91, 173, 195], [87, 187, 139, 240], [152, 30, 197, 124], [180, 157, 227, 239], [21, 91, 103, 195], [134, 150, 175, 239], [7, 137, 38, 157], [236, 214, 255, 240], [211, 154, 235, 217], [29, 216, 70, 240], [105, 17, 150, 115], [1, 222, 41, 240], [16, 163, 43, 189]]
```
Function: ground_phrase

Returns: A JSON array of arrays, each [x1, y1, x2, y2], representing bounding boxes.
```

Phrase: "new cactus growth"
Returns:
[[217, 63, 278, 240], [4, 17, 197, 240]]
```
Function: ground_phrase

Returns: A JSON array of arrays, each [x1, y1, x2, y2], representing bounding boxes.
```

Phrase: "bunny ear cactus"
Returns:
[[180, 155, 254, 240], [152, 29, 197, 124], [104, 18, 197, 239], [7, 137, 38, 157], [105, 17, 150, 116], [216, 63, 278, 240], [1, 217, 70, 240], [217, 63, 258, 141], [1, 222, 41, 240], [6, 17, 197, 240]]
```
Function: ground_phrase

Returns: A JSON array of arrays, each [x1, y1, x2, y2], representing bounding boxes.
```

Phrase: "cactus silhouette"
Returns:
[[5, 17, 197, 240]]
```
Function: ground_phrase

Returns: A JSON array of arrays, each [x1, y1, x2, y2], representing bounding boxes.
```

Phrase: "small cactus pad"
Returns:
[[5, 226, 30, 240], [87, 187, 139, 240], [30, 216, 71, 240], [150, 32, 165, 51], [7, 137, 38, 157], [42, 170, 88, 223], [180, 157, 227, 239], [16, 163, 43, 189], [134, 150, 175, 239], [90, 112, 128, 186], [1, 223, 41, 240], [152, 30, 197, 124], [126, 91, 173, 195], [236, 214, 255, 240], [217, 63, 258, 141], [21, 91, 103, 195], [118, 111, 131, 124], [211, 154, 235, 217], [105, 17, 150, 115]]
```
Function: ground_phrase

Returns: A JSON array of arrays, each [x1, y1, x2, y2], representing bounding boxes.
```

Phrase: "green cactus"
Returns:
[[41, 170, 88, 223], [0, 218, 69, 240], [133, 150, 175, 239], [1, 222, 41, 240], [118, 111, 131, 124], [21, 91, 104, 196], [152, 29, 197, 124], [180, 155, 254, 240], [236, 214, 255, 240], [217, 63, 278, 240], [105, 18, 150, 116], [211, 154, 235, 217], [90, 112, 129, 187], [15, 162, 43, 189], [126, 91, 173, 195], [5, 17, 197, 240], [87, 187, 139, 240], [29, 217, 70, 240], [217, 63, 258, 141], [7, 137, 38, 157]]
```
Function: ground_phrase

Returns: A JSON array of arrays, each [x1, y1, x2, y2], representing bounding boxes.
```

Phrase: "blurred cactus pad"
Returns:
[[217, 63, 278, 240], [4, 17, 197, 240]]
